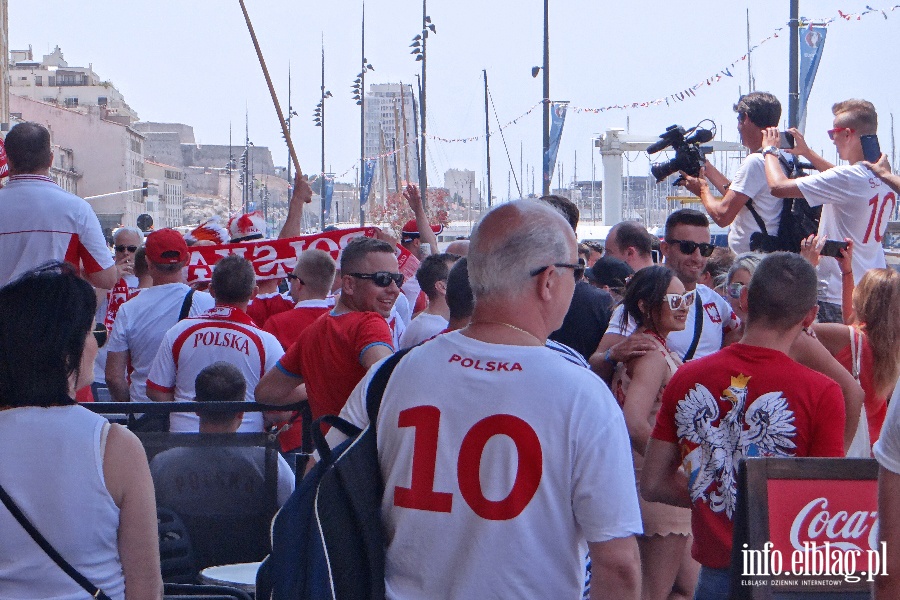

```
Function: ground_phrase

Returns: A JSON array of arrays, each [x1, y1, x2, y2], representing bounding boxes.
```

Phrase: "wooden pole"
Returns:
[[238, 0, 302, 176]]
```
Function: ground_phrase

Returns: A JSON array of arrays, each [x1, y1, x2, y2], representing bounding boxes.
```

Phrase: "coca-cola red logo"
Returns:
[[768, 479, 878, 554]]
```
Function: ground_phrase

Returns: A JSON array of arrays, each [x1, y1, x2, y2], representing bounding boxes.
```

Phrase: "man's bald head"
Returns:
[[445, 239, 469, 256], [469, 201, 575, 299]]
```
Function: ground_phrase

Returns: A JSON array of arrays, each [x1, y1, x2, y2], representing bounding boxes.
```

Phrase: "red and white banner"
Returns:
[[186, 227, 417, 283]]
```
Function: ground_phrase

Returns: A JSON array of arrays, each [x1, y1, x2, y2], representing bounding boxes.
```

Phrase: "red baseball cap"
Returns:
[[145, 228, 189, 265], [401, 219, 443, 242]]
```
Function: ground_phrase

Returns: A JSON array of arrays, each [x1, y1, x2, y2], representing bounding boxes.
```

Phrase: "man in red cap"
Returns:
[[106, 228, 214, 414]]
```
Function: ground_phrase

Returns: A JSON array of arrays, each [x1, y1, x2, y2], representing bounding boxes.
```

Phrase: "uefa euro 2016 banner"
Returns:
[[186, 227, 420, 283]]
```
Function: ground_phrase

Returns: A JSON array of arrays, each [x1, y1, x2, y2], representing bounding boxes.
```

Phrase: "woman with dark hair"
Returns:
[[0, 263, 162, 600], [611, 265, 699, 600]]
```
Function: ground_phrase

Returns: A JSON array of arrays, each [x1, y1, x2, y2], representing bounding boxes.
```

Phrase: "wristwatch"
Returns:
[[761, 146, 780, 157]]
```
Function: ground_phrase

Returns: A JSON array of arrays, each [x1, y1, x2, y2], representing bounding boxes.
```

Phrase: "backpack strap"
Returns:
[[365, 348, 413, 425], [743, 198, 769, 236], [682, 292, 704, 362], [178, 289, 195, 321]]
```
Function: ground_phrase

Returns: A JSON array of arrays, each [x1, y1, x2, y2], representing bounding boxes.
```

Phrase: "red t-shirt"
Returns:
[[834, 331, 886, 446], [277, 310, 393, 420], [247, 293, 294, 328], [651, 343, 845, 569], [264, 303, 331, 350]]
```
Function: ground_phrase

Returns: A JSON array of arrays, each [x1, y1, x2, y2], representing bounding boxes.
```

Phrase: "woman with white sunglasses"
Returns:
[[610, 265, 699, 600]]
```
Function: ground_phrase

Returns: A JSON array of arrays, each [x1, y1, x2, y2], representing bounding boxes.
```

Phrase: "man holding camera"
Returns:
[[762, 99, 888, 323], [681, 92, 784, 255]]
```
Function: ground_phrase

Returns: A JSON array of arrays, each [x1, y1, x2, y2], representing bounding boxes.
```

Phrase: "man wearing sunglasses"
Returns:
[[762, 99, 888, 324], [332, 200, 641, 600], [256, 237, 398, 424], [593, 210, 740, 382], [681, 92, 786, 255]]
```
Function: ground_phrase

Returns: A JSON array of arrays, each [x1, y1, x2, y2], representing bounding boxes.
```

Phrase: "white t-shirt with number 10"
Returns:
[[796, 163, 890, 305], [339, 330, 642, 600]]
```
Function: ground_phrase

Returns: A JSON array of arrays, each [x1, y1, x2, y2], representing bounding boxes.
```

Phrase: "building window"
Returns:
[[64, 97, 78, 108], [98, 97, 108, 106], [48, 76, 56, 86], [35, 76, 42, 86]]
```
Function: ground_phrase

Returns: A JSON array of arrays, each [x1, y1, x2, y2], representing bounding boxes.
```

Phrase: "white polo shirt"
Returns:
[[106, 283, 214, 403], [0, 175, 114, 286], [147, 305, 284, 432]]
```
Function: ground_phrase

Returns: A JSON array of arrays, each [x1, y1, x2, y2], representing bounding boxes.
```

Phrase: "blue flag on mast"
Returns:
[[543, 102, 568, 187], [323, 175, 335, 221], [798, 26, 827, 134], [360, 159, 377, 206]]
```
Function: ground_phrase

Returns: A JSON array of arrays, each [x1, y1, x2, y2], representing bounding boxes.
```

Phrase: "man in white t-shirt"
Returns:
[[106, 228, 214, 407], [147, 255, 284, 433], [682, 92, 785, 254], [93, 227, 143, 395], [0, 122, 117, 288], [873, 383, 900, 598], [591, 209, 741, 382], [399, 253, 460, 349], [336, 200, 642, 600], [763, 99, 889, 323]]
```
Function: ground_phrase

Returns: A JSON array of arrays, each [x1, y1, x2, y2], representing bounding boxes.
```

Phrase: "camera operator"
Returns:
[[680, 92, 784, 255], [762, 99, 888, 324]]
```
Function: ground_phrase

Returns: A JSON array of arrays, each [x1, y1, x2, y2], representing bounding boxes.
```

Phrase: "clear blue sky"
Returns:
[[10, 1, 900, 195]]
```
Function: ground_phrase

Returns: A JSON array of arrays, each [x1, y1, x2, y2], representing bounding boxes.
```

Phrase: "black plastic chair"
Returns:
[[158, 506, 198, 584], [163, 583, 253, 600]]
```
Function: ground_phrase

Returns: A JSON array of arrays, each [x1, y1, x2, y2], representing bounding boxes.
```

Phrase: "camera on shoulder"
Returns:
[[647, 124, 715, 183]]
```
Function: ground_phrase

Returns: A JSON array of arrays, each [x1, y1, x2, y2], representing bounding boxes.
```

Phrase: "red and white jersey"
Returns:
[[0, 175, 114, 286], [246, 292, 294, 328], [339, 331, 642, 600], [147, 305, 284, 432], [796, 164, 889, 304]]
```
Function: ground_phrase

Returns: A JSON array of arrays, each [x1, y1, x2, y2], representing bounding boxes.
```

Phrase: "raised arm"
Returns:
[[785, 127, 834, 173], [279, 173, 313, 239], [403, 184, 438, 255]]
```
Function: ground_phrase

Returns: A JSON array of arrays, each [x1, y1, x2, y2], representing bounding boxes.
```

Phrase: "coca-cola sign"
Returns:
[[768, 479, 878, 554]]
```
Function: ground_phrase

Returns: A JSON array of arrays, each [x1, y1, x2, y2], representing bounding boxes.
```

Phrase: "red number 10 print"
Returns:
[[864, 192, 897, 243], [393, 405, 543, 521]]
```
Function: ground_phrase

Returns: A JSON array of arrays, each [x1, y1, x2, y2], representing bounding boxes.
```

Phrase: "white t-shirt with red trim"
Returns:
[[606, 284, 740, 360], [0, 175, 114, 286], [147, 305, 284, 432], [106, 283, 214, 403], [339, 331, 642, 600], [795, 163, 890, 304]]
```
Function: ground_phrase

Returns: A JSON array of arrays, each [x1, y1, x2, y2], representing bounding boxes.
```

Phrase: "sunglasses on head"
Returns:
[[667, 239, 715, 257], [726, 282, 745, 299], [93, 322, 108, 349], [349, 271, 405, 288], [530, 262, 586, 281], [664, 290, 696, 311], [287, 273, 305, 285], [114, 245, 138, 253]]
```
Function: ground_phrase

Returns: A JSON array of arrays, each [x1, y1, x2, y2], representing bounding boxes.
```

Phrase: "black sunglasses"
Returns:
[[667, 239, 715, 257], [349, 271, 405, 288], [530, 263, 585, 281], [114, 245, 138, 253], [287, 273, 305, 285], [93, 322, 108, 349]]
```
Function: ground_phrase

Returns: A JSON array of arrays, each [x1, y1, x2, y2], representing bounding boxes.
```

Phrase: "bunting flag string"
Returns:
[[327, 4, 899, 176]]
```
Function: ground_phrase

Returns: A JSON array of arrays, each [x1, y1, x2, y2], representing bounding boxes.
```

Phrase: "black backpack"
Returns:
[[746, 154, 821, 254], [258, 349, 410, 600]]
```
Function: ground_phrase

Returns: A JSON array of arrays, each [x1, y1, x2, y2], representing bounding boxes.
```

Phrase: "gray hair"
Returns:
[[468, 200, 573, 298], [727, 252, 765, 284], [113, 226, 144, 243]]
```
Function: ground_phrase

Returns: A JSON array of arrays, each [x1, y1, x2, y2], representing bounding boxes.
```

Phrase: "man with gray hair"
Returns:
[[335, 200, 642, 599]]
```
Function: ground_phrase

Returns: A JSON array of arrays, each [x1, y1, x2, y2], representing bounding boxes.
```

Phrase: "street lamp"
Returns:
[[352, 3, 375, 227], [313, 36, 333, 230], [410, 6, 436, 205]]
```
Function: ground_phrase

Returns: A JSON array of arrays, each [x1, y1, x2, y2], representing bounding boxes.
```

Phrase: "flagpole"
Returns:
[[788, 0, 800, 129], [238, 0, 302, 177]]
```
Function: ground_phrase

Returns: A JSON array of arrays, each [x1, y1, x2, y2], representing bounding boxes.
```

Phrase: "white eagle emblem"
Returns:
[[675, 374, 796, 518]]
